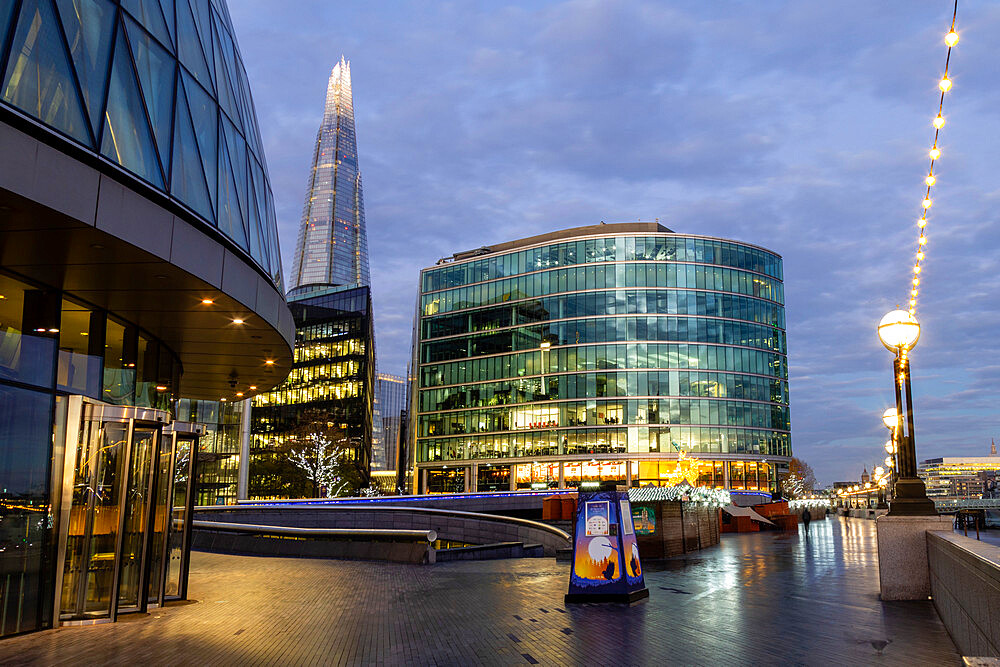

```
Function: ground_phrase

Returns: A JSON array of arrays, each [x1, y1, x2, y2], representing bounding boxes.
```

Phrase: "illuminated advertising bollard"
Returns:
[[565, 489, 649, 603]]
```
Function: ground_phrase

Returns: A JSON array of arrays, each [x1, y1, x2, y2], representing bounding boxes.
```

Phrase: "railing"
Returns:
[[191, 520, 437, 543], [934, 498, 1000, 510]]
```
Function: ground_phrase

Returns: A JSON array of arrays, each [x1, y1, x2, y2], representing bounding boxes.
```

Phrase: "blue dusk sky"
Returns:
[[228, 1, 1000, 487]]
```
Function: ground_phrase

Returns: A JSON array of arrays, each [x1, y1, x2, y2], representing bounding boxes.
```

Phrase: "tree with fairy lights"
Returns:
[[283, 410, 364, 498], [780, 457, 817, 499]]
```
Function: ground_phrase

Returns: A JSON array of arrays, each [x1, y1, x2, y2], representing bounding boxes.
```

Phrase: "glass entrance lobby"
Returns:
[[56, 401, 203, 623]]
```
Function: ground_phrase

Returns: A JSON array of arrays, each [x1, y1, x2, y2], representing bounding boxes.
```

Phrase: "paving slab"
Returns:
[[0, 517, 959, 665]]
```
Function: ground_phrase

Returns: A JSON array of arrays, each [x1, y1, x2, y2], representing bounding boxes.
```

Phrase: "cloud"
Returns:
[[229, 1, 1000, 486]]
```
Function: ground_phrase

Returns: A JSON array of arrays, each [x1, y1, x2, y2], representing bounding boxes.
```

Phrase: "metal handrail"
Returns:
[[191, 520, 437, 543], [194, 504, 570, 542]]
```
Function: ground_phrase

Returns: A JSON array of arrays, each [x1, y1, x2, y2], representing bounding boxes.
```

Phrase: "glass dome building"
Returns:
[[410, 223, 791, 495], [0, 0, 293, 636]]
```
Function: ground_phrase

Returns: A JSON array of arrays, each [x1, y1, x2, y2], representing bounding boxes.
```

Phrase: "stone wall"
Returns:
[[927, 530, 1000, 657]]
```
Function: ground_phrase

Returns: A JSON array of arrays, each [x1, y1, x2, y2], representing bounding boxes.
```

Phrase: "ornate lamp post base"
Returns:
[[887, 477, 937, 516]]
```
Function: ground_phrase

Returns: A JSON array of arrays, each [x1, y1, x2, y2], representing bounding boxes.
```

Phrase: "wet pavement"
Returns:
[[0, 516, 960, 665]]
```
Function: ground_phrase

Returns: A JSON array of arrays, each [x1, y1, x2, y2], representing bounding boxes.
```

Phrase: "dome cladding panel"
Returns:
[[0, 0, 282, 292]]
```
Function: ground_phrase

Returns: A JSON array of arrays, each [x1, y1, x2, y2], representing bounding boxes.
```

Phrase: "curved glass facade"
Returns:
[[0, 0, 282, 289], [412, 226, 791, 494]]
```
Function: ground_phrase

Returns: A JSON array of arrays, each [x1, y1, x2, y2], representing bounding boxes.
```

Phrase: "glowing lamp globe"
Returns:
[[878, 310, 920, 352], [882, 407, 898, 430]]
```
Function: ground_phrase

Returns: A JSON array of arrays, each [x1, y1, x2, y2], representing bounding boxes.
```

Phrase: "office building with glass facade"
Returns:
[[249, 285, 374, 498], [372, 372, 407, 472], [410, 223, 791, 494], [0, 0, 293, 637]]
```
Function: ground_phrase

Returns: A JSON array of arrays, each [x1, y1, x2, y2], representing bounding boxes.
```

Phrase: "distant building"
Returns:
[[919, 446, 1000, 500], [249, 286, 375, 498], [409, 223, 791, 494], [373, 372, 407, 471], [246, 59, 376, 497]]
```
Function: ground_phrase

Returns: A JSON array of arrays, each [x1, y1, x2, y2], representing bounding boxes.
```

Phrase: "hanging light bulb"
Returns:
[[929, 147, 941, 159], [918, 217, 927, 228], [919, 235, 928, 245], [945, 30, 959, 47], [913, 266, 921, 274], [939, 76, 952, 92], [922, 197, 933, 208], [917, 251, 924, 260], [911, 288, 918, 297], [925, 174, 936, 186], [933, 114, 945, 129], [912, 277, 920, 286]]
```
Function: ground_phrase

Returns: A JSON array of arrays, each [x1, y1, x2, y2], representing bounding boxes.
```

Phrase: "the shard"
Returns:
[[289, 56, 370, 291]]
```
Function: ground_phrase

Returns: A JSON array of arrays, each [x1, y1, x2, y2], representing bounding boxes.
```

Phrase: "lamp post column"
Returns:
[[887, 352, 936, 516]]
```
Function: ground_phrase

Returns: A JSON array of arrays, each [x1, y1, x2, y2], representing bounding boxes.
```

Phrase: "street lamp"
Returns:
[[877, 310, 936, 515]]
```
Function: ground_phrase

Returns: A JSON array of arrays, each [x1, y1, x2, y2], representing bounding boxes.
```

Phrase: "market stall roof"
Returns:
[[722, 504, 775, 526]]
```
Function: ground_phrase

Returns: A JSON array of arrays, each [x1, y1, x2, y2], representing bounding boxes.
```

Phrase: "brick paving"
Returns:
[[0, 517, 959, 665]]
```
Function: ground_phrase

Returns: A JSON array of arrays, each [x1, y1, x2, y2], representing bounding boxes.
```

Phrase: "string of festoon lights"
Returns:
[[906, 2, 960, 356]]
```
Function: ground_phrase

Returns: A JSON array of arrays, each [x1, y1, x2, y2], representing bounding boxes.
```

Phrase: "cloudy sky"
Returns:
[[228, 0, 1000, 486]]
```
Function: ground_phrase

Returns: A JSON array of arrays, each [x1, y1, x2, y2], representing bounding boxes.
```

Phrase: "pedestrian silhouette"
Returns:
[[801, 508, 812, 535]]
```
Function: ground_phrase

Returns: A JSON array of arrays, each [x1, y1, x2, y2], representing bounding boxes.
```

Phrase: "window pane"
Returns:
[[0, 385, 54, 637], [3, 0, 90, 143], [55, 0, 115, 136], [0, 273, 57, 388], [56, 297, 102, 396], [100, 24, 163, 186], [125, 15, 175, 171]]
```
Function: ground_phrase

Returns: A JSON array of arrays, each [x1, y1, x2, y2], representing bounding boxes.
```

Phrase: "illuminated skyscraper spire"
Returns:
[[289, 56, 370, 291]]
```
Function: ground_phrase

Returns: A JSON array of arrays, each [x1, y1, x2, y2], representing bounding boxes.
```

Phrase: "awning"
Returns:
[[722, 504, 775, 526]]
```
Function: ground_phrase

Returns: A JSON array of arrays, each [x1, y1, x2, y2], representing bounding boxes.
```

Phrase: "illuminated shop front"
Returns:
[[410, 223, 792, 494]]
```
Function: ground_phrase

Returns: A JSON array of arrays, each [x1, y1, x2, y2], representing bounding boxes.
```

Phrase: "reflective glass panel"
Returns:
[[0, 385, 53, 636], [171, 75, 213, 219], [100, 24, 163, 187], [163, 437, 190, 598], [0, 273, 56, 388], [182, 70, 217, 208], [146, 435, 172, 604], [61, 420, 126, 617], [175, 0, 212, 91], [102, 317, 133, 404], [125, 15, 175, 172], [121, 0, 171, 51], [56, 297, 101, 397], [3, 0, 90, 143], [117, 427, 156, 610], [54, 0, 114, 136]]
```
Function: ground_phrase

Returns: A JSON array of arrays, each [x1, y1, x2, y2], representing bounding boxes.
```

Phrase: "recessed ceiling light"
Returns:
[[264, 359, 275, 365], [47, 328, 59, 333], [249, 385, 257, 390], [155, 385, 167, 391], [233, 318, 245, 325], [235, 392, 244, 397], [81, 332, 89, 336], [220, 397, 227, 402], [201, 299, 214, 305]]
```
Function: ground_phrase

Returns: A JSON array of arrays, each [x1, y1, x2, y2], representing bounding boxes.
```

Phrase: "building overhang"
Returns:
[[0, 120, 293, 400]]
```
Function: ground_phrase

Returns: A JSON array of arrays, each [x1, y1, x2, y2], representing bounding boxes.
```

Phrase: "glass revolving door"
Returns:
[[58, 404, 168, 622]]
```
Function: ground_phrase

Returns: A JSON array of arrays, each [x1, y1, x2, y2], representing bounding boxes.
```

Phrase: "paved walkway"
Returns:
[[0, 517, 959, 665]]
